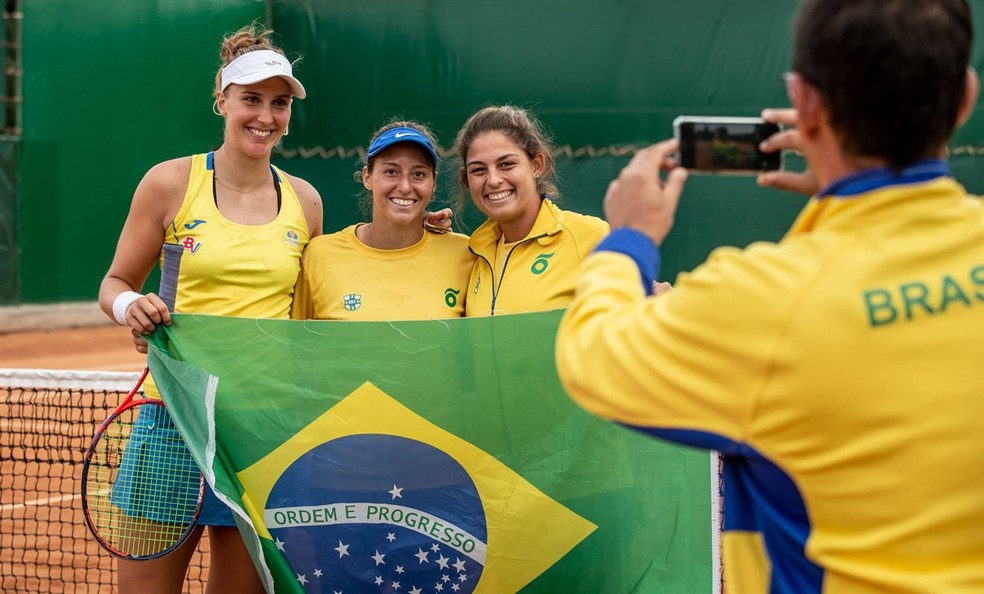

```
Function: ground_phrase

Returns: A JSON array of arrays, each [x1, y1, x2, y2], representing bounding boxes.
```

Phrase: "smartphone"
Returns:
[[673, 116, 782, 174]]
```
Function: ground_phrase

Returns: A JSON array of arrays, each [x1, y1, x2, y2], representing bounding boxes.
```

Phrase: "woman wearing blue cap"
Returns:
[[291, 120, 473, 320], [98, 23, 321, 593]]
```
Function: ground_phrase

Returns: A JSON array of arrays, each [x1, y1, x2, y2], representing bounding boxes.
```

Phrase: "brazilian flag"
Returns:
[[148, 311, 716, 593]]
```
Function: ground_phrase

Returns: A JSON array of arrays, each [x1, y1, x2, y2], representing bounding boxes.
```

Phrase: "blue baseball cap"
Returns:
[[366, 127, 439, 167]]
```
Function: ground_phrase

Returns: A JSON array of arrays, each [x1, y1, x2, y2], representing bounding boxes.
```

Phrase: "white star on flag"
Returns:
[[452, 585, 461, 592], [372, 550, 386, 566], [335, 541, 350, 558], [389, 484, 404, 499], [430, 543, 441, 552], [414, 548, 429, 564], [387, 532, 397, 542], [391, 581, 401, 590], [436, 555, 449, 569], [313, 569, 323, 577], [275, 538, 286, 551], [296, 574, 307, 585], [453, 558, 467, 572], [375, 575, 384, 585], [410, 587, 422, 594], [395, 565, 405, 574], [435, 583, 444, 592]]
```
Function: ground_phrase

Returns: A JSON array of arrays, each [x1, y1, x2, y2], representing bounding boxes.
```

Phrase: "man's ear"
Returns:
[[956, 68, 979, 128], [790, 74, 825, 139]]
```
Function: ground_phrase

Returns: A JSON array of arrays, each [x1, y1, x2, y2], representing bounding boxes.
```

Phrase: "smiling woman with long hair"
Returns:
[[453, 105, 609, 316]]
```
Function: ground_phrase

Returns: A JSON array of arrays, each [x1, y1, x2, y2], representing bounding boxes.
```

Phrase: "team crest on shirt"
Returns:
[[343, 294, 362, 311], [285, 229, 300, 248]]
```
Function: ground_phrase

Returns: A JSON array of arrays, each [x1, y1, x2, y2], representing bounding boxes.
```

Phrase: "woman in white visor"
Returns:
[[98, 22, 322, 593]]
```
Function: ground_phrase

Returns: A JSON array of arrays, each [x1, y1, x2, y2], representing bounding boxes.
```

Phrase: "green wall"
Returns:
[[4, 0, 983, 303], [271, 0, 983, 282], [13, 0, 264, 303]]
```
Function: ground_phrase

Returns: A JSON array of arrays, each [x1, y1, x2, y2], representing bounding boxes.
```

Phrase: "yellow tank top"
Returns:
[[163, 152, 309, 318], [146, 152, 309, 398]]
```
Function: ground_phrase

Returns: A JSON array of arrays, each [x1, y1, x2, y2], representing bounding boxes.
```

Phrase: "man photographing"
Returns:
[[556, 1, 982, 592]]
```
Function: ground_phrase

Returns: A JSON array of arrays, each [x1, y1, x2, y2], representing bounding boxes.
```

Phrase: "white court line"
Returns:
[[1, 489, 109, 513]]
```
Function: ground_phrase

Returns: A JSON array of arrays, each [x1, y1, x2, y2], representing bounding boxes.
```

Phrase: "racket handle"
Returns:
[[159, 243, 183, 313]]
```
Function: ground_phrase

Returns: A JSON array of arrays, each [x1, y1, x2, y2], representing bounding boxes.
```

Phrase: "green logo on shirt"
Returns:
[[343, 293, 362, 311], [532, 253, 555, 275], [445, 288, 460, 308], [862, 265, 983, 327]]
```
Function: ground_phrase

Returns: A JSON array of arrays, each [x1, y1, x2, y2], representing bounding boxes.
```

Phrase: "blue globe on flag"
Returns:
[[266, 434, 487, 593]]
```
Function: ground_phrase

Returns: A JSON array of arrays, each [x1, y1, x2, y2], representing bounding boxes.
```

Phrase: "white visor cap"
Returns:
[[220, 50, 306, 99]]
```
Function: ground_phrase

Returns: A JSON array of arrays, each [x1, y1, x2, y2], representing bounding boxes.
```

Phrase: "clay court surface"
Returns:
[[1, 324, 147, 372], [1, 322, 210, 592]]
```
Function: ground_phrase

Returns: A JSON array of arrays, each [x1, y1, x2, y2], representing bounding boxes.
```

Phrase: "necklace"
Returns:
[[215, 174, 268, 194]]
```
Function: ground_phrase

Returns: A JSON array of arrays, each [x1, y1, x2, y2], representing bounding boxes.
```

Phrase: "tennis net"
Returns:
[[0, 368, 210, 593]]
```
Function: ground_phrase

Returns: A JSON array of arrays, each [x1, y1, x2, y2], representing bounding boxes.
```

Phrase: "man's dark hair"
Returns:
[[792, 0, 973, 168]]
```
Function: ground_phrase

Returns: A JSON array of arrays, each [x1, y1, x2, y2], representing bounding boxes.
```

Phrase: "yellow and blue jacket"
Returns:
[[557, 160, 984, 593], [465, 198, 609, 316]]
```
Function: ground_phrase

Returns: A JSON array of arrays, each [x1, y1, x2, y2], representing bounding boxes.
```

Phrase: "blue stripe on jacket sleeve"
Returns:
[[593, 228, 662, 295]]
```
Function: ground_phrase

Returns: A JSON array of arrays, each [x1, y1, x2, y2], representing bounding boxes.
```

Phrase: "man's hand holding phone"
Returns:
[[756, 108, 820, 196], [604, 139, 688, 247]]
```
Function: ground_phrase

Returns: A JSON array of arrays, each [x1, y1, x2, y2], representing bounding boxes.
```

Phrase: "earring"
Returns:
[[283, 126, 289, 137], [212, 100, 223, 116]]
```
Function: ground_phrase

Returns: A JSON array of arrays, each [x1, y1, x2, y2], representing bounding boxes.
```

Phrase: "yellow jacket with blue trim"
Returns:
[[556, 168, 984, 594], [465, 198, 609, 316]]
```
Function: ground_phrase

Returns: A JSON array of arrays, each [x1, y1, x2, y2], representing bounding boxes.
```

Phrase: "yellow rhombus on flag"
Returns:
[[236, 382, 597, 593]]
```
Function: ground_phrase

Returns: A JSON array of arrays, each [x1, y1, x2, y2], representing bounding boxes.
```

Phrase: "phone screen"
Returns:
[[675, 117, 781, 174]]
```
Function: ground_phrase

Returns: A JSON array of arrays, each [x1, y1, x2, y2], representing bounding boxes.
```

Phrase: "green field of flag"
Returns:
[[148, 311, 716, 593]]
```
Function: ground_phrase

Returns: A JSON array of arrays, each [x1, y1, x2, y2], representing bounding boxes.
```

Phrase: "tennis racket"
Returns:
[[81, 242, 202, 559]]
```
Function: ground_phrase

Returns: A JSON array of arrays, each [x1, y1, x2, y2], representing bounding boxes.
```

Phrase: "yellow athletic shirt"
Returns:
[[145, 152, 309, 399], [163, 152, 309, 319], [291, 224, 472, 320]]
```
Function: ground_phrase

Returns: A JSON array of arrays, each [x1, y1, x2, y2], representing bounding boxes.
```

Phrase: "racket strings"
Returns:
[[84, 401, 202, 558]]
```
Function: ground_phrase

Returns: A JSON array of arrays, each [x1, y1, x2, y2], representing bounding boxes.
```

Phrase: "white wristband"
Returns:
[[112, 291, 143, 326]]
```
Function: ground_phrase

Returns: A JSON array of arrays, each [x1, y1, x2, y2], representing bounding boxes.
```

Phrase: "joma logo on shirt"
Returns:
[[531, 253, 555, 275]]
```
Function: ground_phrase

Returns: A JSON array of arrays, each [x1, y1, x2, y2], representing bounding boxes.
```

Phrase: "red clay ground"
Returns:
[[1, 325, 147, 371], [1, 323, 209, 593]]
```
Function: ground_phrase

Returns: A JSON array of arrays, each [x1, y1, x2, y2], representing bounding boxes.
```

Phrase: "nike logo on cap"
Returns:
[[394, 132, 417, 138]]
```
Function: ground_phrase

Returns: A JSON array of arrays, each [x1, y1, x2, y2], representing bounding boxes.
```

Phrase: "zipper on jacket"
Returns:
[[486, 233, 548, 316]]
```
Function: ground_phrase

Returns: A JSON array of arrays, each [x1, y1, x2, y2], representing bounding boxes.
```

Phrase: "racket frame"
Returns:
[[80, 367, 205, 560]]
